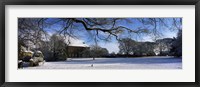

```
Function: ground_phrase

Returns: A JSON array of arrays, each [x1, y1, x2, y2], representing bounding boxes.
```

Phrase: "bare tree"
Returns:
[[19, 18, 181, 43], [18, 18, 49, 50], [118, 38, 136, 55], [18, 18, 182, 59], [89, 45, 109, 58], [170, 30, 182, 57]]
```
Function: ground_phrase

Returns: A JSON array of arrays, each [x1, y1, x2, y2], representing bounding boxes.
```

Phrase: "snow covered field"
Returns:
[[23, 56, 182, 69]]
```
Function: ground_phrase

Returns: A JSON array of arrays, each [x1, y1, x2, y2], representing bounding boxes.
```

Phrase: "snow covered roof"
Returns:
[[68, 42, 89, 47], [65, 36, 89, 47]]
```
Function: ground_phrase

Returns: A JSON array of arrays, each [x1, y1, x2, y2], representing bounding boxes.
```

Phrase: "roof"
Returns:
[[68, 43, 88, 47], [65, 37, 89, 47]]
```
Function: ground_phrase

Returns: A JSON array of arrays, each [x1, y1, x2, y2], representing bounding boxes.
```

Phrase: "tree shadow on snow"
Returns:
[[51, 57, 182, 64]]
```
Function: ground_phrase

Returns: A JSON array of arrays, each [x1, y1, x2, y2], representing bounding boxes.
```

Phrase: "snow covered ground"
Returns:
[[22, 56, 182, 69]]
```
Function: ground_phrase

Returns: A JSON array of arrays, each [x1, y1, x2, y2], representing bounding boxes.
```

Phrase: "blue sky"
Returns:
[[44, 18, 181, 53]]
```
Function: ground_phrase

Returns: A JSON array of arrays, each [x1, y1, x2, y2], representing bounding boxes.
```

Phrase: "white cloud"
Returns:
[[164, 31, 177, 38], [98, 41, 119, 53], [139, 30, 178, 42]]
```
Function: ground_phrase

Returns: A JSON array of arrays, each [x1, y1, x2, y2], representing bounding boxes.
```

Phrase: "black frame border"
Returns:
[[0, 0, 199, 87]]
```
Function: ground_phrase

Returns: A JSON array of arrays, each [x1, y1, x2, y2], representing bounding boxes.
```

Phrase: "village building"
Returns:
[[67, 41, 89, 58]]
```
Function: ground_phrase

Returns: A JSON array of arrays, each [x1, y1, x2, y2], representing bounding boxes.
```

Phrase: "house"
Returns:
[[67, 46, 89, 58], [65, 38, 89, 58]]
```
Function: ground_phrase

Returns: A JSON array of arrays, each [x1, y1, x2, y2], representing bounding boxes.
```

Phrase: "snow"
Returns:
[[64, 35, 89, 47], [22, 56, 182, 69]]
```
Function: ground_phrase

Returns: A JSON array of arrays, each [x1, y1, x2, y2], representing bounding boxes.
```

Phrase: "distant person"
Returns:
[[91, 64, 93, 67]]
